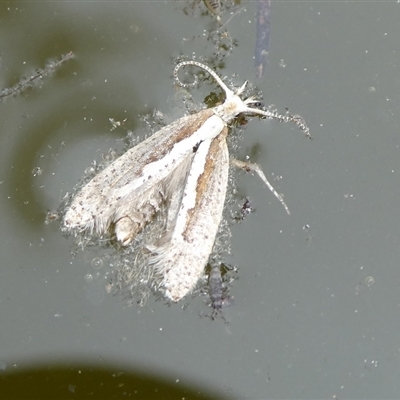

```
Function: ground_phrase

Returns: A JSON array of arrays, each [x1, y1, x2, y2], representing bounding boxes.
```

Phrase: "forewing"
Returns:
[[63, 109, 218, 236], [149, 126, 230, 301]]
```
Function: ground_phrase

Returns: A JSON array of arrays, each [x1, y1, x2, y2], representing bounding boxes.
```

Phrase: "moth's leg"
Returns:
[[231, 158, 290, 215], [114, 215, 144, 246]]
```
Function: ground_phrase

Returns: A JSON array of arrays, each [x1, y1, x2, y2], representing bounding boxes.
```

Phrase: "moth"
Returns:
[[63, 61, 310, 302]]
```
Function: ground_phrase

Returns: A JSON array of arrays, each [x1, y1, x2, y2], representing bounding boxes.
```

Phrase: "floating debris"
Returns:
[[0, 51, 74, 101]]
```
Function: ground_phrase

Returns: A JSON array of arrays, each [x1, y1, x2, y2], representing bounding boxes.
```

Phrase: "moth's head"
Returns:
[[213, 85, 266, 123]]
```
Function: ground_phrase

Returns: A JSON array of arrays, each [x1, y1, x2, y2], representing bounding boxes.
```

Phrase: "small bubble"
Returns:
[[84, 274, 93, 283], [91, 257, 103, 269], [365, 276, 375, 287]]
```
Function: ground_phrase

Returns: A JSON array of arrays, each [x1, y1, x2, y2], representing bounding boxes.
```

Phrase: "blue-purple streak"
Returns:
[[255, 0, 271, 79]]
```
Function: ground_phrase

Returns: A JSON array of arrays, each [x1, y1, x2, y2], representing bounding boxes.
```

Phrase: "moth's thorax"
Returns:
[[213, 94, 249, 123]]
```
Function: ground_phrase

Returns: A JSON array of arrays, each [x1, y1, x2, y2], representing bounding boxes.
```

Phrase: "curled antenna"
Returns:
[[174, 61, 234, 98]]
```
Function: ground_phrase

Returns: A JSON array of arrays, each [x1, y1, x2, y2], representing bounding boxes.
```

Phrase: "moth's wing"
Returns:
[[112, 153, 195, 245], [149, 126, 230, 301], [63, 109, 216, 236]]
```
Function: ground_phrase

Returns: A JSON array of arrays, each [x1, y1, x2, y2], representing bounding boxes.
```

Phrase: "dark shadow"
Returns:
[[0, 361, 231, 400]]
